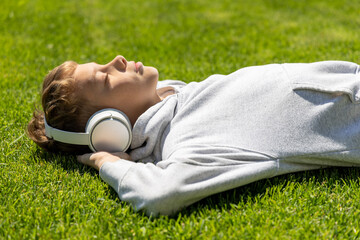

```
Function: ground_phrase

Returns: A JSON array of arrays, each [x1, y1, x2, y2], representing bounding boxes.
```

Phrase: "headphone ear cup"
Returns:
[[86, 109, 132, 152]]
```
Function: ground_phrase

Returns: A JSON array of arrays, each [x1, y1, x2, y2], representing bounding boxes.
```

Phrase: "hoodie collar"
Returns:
[[129, 95, 178, 161]]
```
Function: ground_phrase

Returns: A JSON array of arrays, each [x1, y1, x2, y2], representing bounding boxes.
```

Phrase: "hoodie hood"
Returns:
[[129, 95, 178, 163]]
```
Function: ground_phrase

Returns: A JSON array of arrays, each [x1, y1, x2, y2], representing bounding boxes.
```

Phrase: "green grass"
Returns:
[[1, 0, 360, 238]]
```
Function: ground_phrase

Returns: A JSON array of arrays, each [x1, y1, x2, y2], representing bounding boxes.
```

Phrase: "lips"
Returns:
[[127, 61, 144, 74], [135, 61, 143, 73]]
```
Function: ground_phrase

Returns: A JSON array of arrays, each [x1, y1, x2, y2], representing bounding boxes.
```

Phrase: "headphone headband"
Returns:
[[44, 117, 89, 145]]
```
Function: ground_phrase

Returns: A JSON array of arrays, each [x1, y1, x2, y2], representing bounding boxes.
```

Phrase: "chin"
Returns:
[[144, 66, 159, 81], [146, 66, 158, 75]]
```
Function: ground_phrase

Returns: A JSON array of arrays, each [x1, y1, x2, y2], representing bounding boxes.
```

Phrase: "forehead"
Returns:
[[74, 63, 96, 84]]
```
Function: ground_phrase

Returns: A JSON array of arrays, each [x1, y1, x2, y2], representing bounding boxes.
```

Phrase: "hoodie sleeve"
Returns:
[[99, 158, 284, 216]]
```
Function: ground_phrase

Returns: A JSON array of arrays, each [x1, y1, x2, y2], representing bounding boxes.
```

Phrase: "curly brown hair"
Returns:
[[27, 61, 100, 154]]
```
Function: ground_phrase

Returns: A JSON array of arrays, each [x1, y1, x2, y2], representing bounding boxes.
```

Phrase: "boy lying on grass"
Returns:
[[28, 56, 360, 215]]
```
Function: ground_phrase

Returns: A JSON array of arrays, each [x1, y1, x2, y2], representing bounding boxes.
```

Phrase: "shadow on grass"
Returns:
[[179, 167, 360, 217], [33, 147, 126, 204], [31, 147, 360, 218], [32, 147, 99, 176]]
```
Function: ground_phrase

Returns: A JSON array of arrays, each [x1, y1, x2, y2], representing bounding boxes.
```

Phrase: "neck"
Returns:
[[157, 87, 176, 100], [128, 93, 162, 127]]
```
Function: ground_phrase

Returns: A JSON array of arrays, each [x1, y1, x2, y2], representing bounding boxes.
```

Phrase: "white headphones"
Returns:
[[44, 108, 132, 152]]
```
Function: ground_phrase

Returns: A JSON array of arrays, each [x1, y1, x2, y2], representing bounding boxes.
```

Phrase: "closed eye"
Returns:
[[104, 73, 109, 86]]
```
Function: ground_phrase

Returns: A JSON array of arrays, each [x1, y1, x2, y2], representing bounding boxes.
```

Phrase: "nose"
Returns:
[[106, 55, 127, 71]]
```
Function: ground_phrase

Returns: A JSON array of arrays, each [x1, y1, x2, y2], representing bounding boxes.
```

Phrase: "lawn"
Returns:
[[1, 0, 360, 239]]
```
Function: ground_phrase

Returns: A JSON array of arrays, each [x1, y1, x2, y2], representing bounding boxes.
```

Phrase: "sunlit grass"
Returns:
[[1, 0, 360, 238]]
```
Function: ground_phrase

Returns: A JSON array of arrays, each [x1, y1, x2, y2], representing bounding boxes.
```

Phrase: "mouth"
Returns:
[[135, 61, 144, 74]]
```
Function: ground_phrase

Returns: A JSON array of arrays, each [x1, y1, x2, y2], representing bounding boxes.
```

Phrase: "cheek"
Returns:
[[78, 84, 99, 103]]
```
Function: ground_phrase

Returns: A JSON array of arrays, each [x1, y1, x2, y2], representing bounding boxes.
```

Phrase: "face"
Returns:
[[74, 55, 160, 124]]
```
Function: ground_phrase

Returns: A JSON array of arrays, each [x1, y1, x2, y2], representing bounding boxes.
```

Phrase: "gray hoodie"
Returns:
[[100, 61, 360, 216]]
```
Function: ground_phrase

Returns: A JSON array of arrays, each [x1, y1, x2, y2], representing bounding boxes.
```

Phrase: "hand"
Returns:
[[77, 152, 132, 171]]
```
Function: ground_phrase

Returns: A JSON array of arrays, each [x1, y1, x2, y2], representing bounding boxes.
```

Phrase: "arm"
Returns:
[[78, 152, 279, 216]]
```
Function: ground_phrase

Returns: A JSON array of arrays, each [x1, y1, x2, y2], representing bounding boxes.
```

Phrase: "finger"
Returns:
[[111, 152, 132, 160], [77, 154, 84, 163], [77, 153, 93, 165]]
